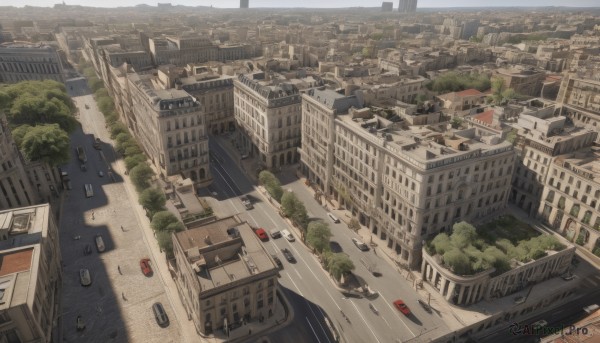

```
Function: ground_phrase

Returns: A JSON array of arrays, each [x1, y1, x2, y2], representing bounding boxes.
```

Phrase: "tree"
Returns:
[[19, 124, 71, 166], [291, 201, 309, 232], [505, 129, 518, 145], [326, 253, 355, 281], [88, 78, 104, 93], [450, 222, 478, 249], [125, 153, 147, 171], [110, 122, 128, 139], [151, 211, 181, 232], [156, 230, 174, 258], [10, 124, 32, 148], [429, 72, 491, 93], [97, 96, 115, 115], [361, 47, 372, 58], [7, 94, 76, 132], [431, 233, 452, 255], [259, 170, 283, 202], [450, 117, 463, 129], [130, 162, 154, 192], [443, 248, 471, 275], [281, 191, 300, 217], [306, 221, 332, 254], [139, 188, 166, 217], [348, 218, 360, 232]]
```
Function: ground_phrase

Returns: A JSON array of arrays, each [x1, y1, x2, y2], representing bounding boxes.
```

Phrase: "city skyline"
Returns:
[[3, 0, 600, 8]]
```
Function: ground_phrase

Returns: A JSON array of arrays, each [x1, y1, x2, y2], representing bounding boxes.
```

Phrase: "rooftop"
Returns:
[[0, 205, 50, 250]]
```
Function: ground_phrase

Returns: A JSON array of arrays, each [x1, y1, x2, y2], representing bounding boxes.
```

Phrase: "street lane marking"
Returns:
[[380, 293, 415, 336], [349, 300, 382, 343], [295, 269, 303, 279], [287, 275, 304, 296], [304, 301, 333, 343], [305, 317, 322, 343]]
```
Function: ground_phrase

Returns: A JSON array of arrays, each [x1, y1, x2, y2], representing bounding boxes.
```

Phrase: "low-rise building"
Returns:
[[437, 88, 486, 113], [494, 65, 546, 97], [0, 204, 62, 343], [172, 216, 279, 335]]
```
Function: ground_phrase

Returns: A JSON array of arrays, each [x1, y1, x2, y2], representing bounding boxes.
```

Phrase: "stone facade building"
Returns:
[[172, 216, 279, 336], [127, 72, 211, 186], [234, 73, 302, 169], [494, 66, 546, 97], [0, 42, 65, 84], [0, 204, 62, 343], [556, 74, 600, 144], [300, 87, 515, 268]]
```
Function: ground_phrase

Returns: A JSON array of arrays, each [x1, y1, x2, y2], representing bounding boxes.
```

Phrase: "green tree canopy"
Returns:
[[306, 221, 332, 254], [348, 218, 360, 232], [151, 211, 181, 232], [88, 78, 104, 93], [10, 124, 31, 148], [19, 124, 71, 166], [124, 153, 147, 171], [325, 253, 355, 281], [130, 162, 154, 192], [110, 122, 128, 139], [258, 170, 283, 202], [281, 191, 300, 218], [443, 248, 471, 275], [156, 230, 174, 258], [427, 72, 491, 93], [139, 188, 167, 217], [450, 222, 478, 249], [291, 201, 309, 231], [97, 96, 115, 115]]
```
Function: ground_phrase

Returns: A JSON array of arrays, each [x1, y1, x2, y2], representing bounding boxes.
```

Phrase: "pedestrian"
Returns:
[[373, 248, 377, 256], [118, 265, 121, 274], [122, 292, 126, 301], [121, 225, 124, 231], [248, 329, 251, 336]]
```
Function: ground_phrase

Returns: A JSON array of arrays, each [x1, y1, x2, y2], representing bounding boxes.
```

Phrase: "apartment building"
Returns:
[[234, 73, 302, 169], [127, 72, 211, 186], [300, 88, 515, 268], [0, 42, 65, 84], [172, 216, 279, 335], [148, 36, 255, 67], [179, 71, 235, 135], [0, 204, 62, 343], [539, 149, 600, 256], [556, 74, 600, 143], [510, 103, 597, 217], [494, 66, 546, 97]]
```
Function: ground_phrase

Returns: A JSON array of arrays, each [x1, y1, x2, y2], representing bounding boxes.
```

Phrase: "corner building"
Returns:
[[300, 88, 515, 268]]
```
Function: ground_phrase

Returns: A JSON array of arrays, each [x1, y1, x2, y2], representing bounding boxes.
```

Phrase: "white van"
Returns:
[[281, 229, 295, 242], [95, 234, 105, 252], [327, 212, 340, 223]]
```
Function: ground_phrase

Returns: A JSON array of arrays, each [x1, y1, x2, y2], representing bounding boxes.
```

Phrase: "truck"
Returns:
[[76, 146, 87, 163], [240, 196, 253, 210]]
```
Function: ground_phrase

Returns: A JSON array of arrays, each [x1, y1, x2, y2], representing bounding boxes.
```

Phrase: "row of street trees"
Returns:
[[259, 170, 355, 282], [0, 80, 76, 167], [78, 62, 182, 257]]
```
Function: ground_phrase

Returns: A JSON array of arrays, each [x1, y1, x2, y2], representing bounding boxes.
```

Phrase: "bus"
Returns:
[[84, 184, 94, 198]]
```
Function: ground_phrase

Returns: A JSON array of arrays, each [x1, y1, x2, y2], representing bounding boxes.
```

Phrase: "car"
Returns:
[[584, 304, 599, 314], [393, 299, 411, 316], [98, 171, 104, 177], [281, 229, 295, 242], [531, 320, 548, 330], [93, 138, 102, 150], [561, 273, 576, 281], [327, 212, 340, 223], [240, 196, 253, 210], [514, 296, 526, 304], [83, 244, 92, 256], [281, 248, 296, 263], [95, 234, 105, 252], [352, 237, 370, 251], [76, 315, 86, 331], [152, 302, 169, 327], [80, 164, 87, 172], [79, 269, 92, 286], [270, 229, 282, 239], [254, 228, 269, 241], [140, 258, 153, 277], [241, 154, 249, 160], [271, 255, 283, 269]]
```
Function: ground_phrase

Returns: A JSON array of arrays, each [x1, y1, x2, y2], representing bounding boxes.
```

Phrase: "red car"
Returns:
[[140, 258, 153, 277], [255, 228, 269, 241], [393, 299, 411, 316]]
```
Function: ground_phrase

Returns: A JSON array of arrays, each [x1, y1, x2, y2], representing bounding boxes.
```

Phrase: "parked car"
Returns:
[[254, 228, 269, 241], [152, 302, 169, 327], [531, 320, 548, 330], [393, 299, 411, 316], [351, 237, 370, 251], [140, 258, 153, 277], [93, 138, 102, 150], [79, 269, 92, 286], [327, 212, 340, 223], [271, 255, 283, 269], [95, 234, 105, 252], [83, 244, 92, 256], [281, 229, 295, 242], [98, 171, 104, 177], [584, 304, 599, 314], [240, 195, 253, 210], [76, 315, 86, 331], [270, 229, 282, 239], [281, 248, 296, 263]]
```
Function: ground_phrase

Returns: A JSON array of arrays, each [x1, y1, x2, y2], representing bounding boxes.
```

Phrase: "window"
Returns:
[[546, 191, 555, 203], [570, 204, 580, 218]]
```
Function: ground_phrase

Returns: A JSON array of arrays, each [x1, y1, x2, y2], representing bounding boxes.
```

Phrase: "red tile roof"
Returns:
[[456, 89, 483, 97], [473, 110, 495, 125], [0, 248, 33, 277]]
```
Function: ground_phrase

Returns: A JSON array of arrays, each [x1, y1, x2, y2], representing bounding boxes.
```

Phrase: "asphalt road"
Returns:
[[207, 138, 449, 343], [59, 77, 182, 343]]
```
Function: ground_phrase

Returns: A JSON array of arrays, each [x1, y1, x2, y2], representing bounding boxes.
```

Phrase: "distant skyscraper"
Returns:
[[240, 0, 249, 8], [398, 0, 417, 13], [382, 1, 393, 11]]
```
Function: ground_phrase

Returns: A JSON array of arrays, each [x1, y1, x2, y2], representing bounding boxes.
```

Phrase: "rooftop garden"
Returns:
[[425, 216, 566, 276]]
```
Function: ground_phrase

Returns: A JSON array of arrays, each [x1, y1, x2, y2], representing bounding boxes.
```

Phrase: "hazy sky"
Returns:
[[6, 0, 599, 8]]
